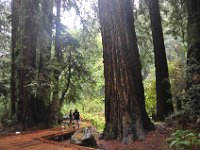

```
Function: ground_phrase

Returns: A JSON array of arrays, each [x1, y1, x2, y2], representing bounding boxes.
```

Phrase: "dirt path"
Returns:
[[0, 123, 170, 150], [0, 123, 96, 150]]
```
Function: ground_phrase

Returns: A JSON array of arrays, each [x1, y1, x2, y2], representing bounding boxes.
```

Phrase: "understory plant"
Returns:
[[81, 113, 105, 133], [167, 130, 200, 150]]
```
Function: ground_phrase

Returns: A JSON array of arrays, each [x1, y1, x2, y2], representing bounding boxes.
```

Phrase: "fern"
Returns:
[[167, 130, 200, 150]]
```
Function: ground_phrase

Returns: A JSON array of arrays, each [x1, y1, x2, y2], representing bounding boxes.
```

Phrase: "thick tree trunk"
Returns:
[[19, 0, 39, 128], [36, 0, 54, 127], [98, 0, 154, 142], [186, 0, 200, 119], [148, 0, 173, 121]]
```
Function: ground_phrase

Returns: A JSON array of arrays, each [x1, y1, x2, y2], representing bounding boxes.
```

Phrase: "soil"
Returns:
[[97, 123, 171, 150]]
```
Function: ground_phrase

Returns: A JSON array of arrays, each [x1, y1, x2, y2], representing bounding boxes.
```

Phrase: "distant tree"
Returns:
[[0, 1, 10, 119], [148, 0, 173, 121], [98, 0, 154, 142], [11, 0, 19, 115], [165, 0, 187, 46], [8, 0, 101, 129], [35, 0, 54, 126], [0, 0, 11, 53], [135, 0, 154, 80], [50, 0, 63, 124], [185, 0, 200, 120]]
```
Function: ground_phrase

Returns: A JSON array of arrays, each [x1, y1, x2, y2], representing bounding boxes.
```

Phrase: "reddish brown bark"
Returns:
[[99, 0, 154, 142], [19, 0, 39, 128]]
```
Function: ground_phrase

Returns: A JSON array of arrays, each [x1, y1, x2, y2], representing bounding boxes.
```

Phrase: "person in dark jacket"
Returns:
[[69, 109, 73, 124], [73, 109, 80, 129]]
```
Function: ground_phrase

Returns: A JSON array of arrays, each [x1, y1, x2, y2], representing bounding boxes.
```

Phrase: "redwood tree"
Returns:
[[11, 0, 19, 115], [11, 0, 40, 128], [185, 0, 200, 119], [148, 0, 173, 121], [98, 0, 154, 142], [51, 0, 62, 124], [20, 0, 40, 128], [35, 0, 54, 126]]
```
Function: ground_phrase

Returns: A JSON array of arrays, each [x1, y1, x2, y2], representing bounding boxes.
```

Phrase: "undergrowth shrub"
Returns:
[[81, 113, 105, 133], [167, 130, 200, 150], [144, 78, 156, 116], [61, 98, 105, 132]]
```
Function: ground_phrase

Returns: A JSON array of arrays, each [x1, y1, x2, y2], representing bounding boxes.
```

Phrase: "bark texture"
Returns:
[[11, 0, 58, 128], [148, 0, 173, 121], [11, 0, 40, 128], [20, 0, 39, 128], [186, 0, 200, 118], [51, 0, 63, 124], [36, 0, 54, 127], [11, 0, 19, 116], [98, 0, 154, 142]]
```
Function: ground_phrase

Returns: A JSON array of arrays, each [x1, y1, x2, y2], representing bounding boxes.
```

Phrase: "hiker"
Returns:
[[73, 109, 80, 129], [69, 109, 73, 124]]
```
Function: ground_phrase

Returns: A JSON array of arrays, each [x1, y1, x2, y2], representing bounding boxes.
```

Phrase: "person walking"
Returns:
[[73, 109, 80, 129], [69, 109, 73, 124]]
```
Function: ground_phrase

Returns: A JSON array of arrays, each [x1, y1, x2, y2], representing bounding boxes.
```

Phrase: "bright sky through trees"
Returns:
[[2, 0, 139, 29], [61, 0, 139, 29]]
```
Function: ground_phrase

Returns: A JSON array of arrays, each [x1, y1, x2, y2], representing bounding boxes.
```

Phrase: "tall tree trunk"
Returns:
[[36, 0, 54, 127], [51, 0, 62, 124], [148, 0, 173, 121], [185, 0, 200, 119], [11, 0, 19, 116], [98, 0, 154, 142], [19, 0, 39, 128]]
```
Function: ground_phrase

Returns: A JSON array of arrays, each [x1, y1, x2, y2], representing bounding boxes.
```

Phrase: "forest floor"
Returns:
[[97, 123, 171, 150], [0, 122, 171, 150]]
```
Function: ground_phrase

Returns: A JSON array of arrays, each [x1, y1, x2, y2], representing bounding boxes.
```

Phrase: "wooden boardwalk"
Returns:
[[0, 124, 98, 150]]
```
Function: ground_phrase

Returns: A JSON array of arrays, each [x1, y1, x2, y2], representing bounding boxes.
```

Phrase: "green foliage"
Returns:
[[0, 0, 11, 125], [56, 30, 104, 104], [161, 0, 187, 45], [135, 0, 154, 79], [143, 69, 156, 116], [61, 97, 105, 132], [0, 55, 10, 122], [167, 58, 200, 123], [168, 59, 186, 111], [0, 0, 194, 133], [0, 0, 11, 53], [167, 130, 200, 150], [81, 113, 105, 133], [61, 98, 104, 117]]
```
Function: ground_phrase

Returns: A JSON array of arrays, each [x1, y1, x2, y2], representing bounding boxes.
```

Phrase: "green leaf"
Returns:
[[186, 133, 196, 138], [179, 140, 190, 146], [170, 140, 178, 148]]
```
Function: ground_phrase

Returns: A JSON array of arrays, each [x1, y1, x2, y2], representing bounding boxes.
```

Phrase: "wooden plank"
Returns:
[[0, 123, 98, 150]]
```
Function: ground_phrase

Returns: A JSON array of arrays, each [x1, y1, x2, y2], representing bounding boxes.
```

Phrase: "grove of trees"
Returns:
[[0, 0, 199, 145]]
